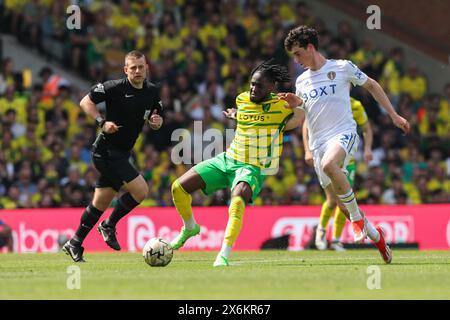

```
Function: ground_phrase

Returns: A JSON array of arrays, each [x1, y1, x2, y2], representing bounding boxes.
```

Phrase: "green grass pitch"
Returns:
[[1, 250, 449, 299]]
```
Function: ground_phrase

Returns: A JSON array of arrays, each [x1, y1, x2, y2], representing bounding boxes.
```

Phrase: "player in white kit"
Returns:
[[279, 26, 410, 263]]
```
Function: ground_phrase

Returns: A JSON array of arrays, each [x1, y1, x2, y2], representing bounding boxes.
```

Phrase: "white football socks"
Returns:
[[338, 189, 362, 222], [219, 244, 232, 259], [184, 216, 197, 230], [364, 217, 380, 242]]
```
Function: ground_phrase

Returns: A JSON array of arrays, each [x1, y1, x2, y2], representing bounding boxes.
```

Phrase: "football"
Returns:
[[142, 237, 174, 267]]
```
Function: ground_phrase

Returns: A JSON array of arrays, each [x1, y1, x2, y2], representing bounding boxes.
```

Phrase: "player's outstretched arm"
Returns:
[[361, 121, 374, 162], [362, 77, 410, 134], [302, 120, 313, 166], [285, 107, 305, 131], [277, 92, 303, 109]]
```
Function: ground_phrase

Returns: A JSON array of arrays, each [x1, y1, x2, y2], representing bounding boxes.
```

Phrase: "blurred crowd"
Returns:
[[0, 0, 449, 209]]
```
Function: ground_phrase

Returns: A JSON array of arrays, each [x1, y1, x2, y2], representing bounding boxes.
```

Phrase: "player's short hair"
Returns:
[[284, 26, 319, 51], [125, 50, 145, 64], [251, 59, 291, 84]]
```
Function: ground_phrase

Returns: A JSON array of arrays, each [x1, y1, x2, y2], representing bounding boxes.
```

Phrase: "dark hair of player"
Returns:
[[250, 59, 291, 84], [284, 25, 319, 51]]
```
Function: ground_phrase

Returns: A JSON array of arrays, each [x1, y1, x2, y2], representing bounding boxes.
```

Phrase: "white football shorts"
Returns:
[[312, 131, 359, 189]]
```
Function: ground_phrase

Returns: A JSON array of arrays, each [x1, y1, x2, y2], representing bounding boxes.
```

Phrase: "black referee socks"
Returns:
[[71, 204, 104, 246], [105, 192, 140, 227]]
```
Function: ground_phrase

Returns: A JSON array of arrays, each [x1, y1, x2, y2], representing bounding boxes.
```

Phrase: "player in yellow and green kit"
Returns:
[[170, 60, 304, 266], [303, 97, 373, 251]]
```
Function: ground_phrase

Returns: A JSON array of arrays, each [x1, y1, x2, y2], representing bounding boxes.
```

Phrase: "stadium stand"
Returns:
[[0, 0, 448, 208]]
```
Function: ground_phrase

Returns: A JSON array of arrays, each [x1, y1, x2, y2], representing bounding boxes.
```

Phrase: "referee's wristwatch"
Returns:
[[96, 116, 106, 129]]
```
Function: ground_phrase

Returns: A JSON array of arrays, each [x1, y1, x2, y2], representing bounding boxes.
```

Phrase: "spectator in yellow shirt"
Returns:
[[158, 22, 183, 54], [86, 23, 110, 82], [380, 47, 404, 107], [110, 0, 139, 37], [438, 83, 450, 124], [199, 12, 227, 47], [349, 38, 384, 78], [0, 57, 23, 95], [400, 65, 427, 103], [0, 85, 27, 122]]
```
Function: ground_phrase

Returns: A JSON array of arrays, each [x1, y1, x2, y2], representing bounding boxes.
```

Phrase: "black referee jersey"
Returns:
[[89, 78, 162, 151]]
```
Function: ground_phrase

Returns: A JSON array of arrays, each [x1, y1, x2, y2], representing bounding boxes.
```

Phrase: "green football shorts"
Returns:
[[192, 152, 265, 202]]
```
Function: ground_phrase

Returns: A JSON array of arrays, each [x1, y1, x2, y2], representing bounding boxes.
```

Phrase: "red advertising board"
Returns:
[[0, 205, 449, 253]]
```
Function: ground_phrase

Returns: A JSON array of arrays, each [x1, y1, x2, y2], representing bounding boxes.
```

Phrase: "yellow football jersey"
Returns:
[[226, 92, 293, 173], [350, 97, 368, 127], [348, 97, 369, 165]]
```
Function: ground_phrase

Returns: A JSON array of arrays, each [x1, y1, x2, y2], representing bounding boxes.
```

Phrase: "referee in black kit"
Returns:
[[63, 50, 163, 262]]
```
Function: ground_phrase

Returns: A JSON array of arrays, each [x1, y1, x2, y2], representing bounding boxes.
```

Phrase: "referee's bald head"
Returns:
[[125, 50, 145, 65]]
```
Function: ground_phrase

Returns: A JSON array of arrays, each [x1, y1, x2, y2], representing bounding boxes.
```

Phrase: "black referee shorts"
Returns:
[[91, 148, 139, 192]]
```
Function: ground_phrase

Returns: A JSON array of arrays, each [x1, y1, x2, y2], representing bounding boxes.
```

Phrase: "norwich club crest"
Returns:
[[262, 103, 271, 112], [327, 71, 336, 80]]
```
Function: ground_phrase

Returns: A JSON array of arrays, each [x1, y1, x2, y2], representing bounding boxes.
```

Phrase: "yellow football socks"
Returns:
[[319, 202, 334, 229], [333, 207, 347, 240], [223, 196, 245, 247], [171, 180, 194, 225]]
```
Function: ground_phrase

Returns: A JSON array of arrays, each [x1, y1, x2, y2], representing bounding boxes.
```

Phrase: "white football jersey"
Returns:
[[295, 59, 368, 151]]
